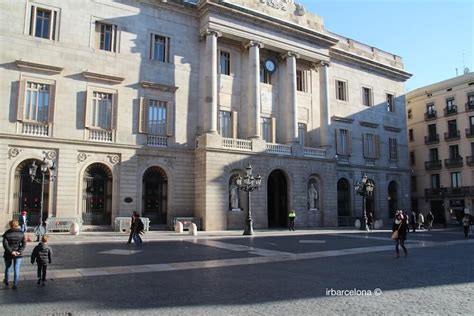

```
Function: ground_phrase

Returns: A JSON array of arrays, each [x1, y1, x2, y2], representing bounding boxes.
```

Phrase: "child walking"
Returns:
[[31, 235, 52, 286]]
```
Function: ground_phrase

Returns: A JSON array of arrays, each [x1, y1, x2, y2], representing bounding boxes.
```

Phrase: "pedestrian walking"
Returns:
[[391, 211, 408, 258], [131, 213, 144, 245], [288, 210, 296, 231], [462, 214, 471, 238], [18, 210, 28, 233], [410, 211, 417, 232], [367, 212, 374, 231], [2, 220, 26, 289], [418, 212, 425, 230], [31, 234, 52, 286], [426, 211, 434, 231], [127, 211, 138, 244]]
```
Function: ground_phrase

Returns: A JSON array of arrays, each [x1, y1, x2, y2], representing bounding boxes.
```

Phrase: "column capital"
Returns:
[[244, 40, 264, 49], [281, 51, 300, 59], [315, 60, 331, 68], [205, 29, 223, 38]]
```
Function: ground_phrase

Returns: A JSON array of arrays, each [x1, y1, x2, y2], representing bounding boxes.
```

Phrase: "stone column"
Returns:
[[246, 41, 264, 139], [204, 29, 221, 134], [319, 61, 331, 147], [283, 52, 299, 143]]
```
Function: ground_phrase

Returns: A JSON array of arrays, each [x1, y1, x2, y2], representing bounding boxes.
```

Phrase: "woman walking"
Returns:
[[3, 220, 26, 289], [392, 211, 408, 258]]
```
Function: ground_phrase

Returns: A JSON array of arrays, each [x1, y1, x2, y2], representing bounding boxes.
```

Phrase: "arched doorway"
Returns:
[[366, 179, 376, 218], [142, 166, 167, 224], [267, 169, 288, 228], [388, 181, 398, 218], [13, 159, 50, 226], [337, 178, 351, 226], [82, 163, 112, 225]]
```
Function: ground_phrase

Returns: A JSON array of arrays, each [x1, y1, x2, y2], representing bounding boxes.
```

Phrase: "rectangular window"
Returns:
[[446, 97, 456, 111], [431, 174, 440, 189], [261, 117, 272, 142], [426, 103, 435, 114], [468, 92, 474, 107], [428, 124, 437, 138], [447, 119, 457, 136], [362, 87, 372, 106], [298, 123, 307, 146], [470, 116, 474, 128], [148, 100, 167, 135], [96, 22, 117, 52], [449, 145, 460, 159], [260, 64, 271, 84], [219, 111, 232, 138], [387, 94, 395, 112], [363, 133, 379, 158], [336, 128, 351, 156], [389, 137, 398, 160], [296, 70, 306, 92], [150, 34, 170, 62], [451, 172, 461, 188], [91, 92, 113, 129], [407, 109, 412, 119], [219, 51, 230, 75], [24, 82, 50, 122], [429, 148, 439, 161], [409, 129, 414, 142], [336, 80, 347, 101], [411, 176, 417, 192], [410, 151, 416, 165], [29, 6, 58, 40]]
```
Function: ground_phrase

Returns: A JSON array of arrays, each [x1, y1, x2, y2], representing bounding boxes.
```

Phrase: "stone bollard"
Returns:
[[175, 221, 183, 233], [374, 219, 383, 230], [189, 223, 198, 236], [70, 222, 80, 235], [354, 219, 361, 229]]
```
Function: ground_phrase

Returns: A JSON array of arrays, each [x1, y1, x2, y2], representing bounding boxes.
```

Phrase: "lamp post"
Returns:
[[236, 164, 262, 235], [29, 155, 56, 240], [354, 174, 374, 231]]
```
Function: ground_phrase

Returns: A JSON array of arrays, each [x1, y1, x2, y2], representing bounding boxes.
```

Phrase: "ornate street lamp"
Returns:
[[354, 174, 374, 231], [29, 155, 56, 240], [235, 164, 262, 235]]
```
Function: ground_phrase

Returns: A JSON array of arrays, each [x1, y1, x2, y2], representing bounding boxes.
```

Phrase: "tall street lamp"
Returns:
[[236, 164, 262, 235], [29, 155, 56, 240], [354, 174, 374, 231]]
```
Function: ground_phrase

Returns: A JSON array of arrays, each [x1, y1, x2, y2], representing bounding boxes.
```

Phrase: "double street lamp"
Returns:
[[354, 174, 374, 231], [29, 155, 56, 240], [236, 164, 262, 235]]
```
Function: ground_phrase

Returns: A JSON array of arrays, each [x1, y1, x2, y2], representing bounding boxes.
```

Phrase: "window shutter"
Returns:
[[166, 101, 174, 136], [84, 88, 91, 128], [166, 37, 170, 63], [347, 130, 352, 156], [374, 134, 380, 158], [17, 79, 26, 121], [335, 128, 341, 154], [47, 83, 56, 124], [29, 6, 36, 36], [111, 93, 118, 129], [362, 133, 367, 158], [138, 97, 147, 133], [271, 117, 276, 143], [232, 111, 238, 139]]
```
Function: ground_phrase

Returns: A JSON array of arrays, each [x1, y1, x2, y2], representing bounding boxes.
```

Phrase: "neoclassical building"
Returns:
[[0, 0, 411, 230]]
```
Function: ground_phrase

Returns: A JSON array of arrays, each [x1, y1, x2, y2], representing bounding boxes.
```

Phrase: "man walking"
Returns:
[[288, 210, 296, 231], [426, 211, 434, 231]]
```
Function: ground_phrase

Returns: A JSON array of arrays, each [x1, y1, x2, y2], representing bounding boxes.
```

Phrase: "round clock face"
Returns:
[[265, 59, 276, 73]]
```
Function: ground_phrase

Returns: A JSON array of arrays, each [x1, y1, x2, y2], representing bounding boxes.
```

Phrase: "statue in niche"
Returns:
[[230, 182, 240, 210], [308, 182, 318, 209]]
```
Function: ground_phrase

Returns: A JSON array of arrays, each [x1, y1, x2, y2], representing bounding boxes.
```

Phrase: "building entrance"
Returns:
[[142, 166, 167, 225], [82, 163, 112, 225], [267, 170, 288, 228]]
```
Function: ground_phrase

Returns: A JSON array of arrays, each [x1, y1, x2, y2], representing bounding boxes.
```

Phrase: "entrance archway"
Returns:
[[142, 166, 168, 224], [267, 169, 288, 228], [388, 181, 398, 218], [13, 159, 50, 226], [82, 163, 112, 225], [337, 178, 351, 226]]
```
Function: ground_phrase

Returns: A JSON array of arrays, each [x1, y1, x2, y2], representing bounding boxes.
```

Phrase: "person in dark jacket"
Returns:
[[18, 210, 28, 233], [131, 213, 144, 245], [31, 234, 52, 286], [3, 220, 26, 289], [392, 211, 408, 258], [127, 211, 138, 244]]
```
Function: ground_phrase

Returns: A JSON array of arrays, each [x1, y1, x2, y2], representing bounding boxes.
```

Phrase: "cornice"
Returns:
[[359, 121, 379, 129], [140, 80, 179, 92], [331, 116, 354, 124], [82, 71, 125, 84], [15, 60, 63, 75], [384, 125, 402, 133]]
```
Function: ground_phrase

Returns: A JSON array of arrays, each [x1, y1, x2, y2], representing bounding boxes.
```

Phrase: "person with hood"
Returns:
[[31, 234, 52, 286], [2, 220, 26, 289], [392, 210, 408, 258]]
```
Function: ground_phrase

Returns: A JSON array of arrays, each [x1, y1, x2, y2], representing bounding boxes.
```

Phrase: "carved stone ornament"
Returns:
[[8, 147, 20, 159], [261, 0, 294, 11], [46, 150, 57, 160], [108, 154, 121, 165], [294, 2, 306, 16], [77, 152, 89, 163]]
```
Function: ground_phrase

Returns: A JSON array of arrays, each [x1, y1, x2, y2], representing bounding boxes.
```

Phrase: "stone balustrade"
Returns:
[[88, 129, 113, 142], [303, 147, 326, 158], [266, 143, 292, 155], [21, 122, 49, 137], [222, 138, 252, 151], [147, 135, 167, 147]]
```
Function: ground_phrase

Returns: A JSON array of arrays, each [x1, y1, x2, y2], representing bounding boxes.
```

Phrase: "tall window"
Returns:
[[408, 129, 414, 142], [387, 94, 395, 112], [96, 22, 118, 52], [470, 116, 474, 129], [430, 174, 440, 189], [451, 172, 461, 188], [429, 148, 439, 161], [296, 70, 306, 92], [428, 124, 437, 139], [24, 82, 50, 122], [407, 109, 412, 119], [336, 80, 347, 101], [446, 97, 456, 111], [363, 133, 379, 158], [29, 6, 58, 40], [260, 64, 271, 84], [447, 119, 457, 136], [362, 87, 372, 106], [336, 128, 351, 156], [219, 111, 232, 138], [411, 176, 417, 192], [426, 103, 435, 114], [261, 117, 272, 142], [148, 100, 167, 135], [91, 92, 113, 129], [409, 151, 415, 165], [449, 145, 460, 159], [219, 51, 231, 75], [298, 123, 307, 146], [468, 92, 474, 107], [389, 137, 398, 160], [150, 34, 170, 62]]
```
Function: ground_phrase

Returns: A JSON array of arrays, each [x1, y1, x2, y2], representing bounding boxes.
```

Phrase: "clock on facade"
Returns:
[[264, 59, 276, 73]]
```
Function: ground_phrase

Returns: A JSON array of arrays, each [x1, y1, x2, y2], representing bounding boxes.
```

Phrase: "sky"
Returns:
[[298, 0, 474, 91]]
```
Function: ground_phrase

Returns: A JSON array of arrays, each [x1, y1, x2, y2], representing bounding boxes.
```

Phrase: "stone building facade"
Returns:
[[0, 0, 411, 230], [407, 72, 474, 224]]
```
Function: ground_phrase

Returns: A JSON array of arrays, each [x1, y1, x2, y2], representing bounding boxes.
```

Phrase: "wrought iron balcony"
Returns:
[[424, 134, 439, 145], [424, 160, 442, 170], [466, 127, 474, 138], [424, 187, 470, 198], [424, 111, 437, 121], [444, 131, 460, 141], [466, 101, 474, 112], [443, 106, 458, 116], [424, 188, 446, 197], [467, 156, 474, 166], [444, 157, 463, 168]]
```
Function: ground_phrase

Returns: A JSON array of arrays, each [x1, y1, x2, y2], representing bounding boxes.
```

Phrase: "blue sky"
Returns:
[[298, 0, 474, 91]]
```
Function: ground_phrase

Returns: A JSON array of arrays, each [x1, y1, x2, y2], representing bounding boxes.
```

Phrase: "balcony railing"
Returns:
[[443, 106, 457, 116], [466, 101, 474, 112], [444, 157, 463, 168], [266, 143, 292, 155], [303, 147, 326, 159], [425, 187, 472, 197], [467, 156, 474, 166], [222, 138, 252, 151], [424, 160, 442, 170], [21, 122, 49, 137], [466, 128, 474, 138], [88, 129, 113, 142], [424, 134, 439, 145], [424, 111, 437, 120], [147, 135, 167, 147], [444, 131, 460, 141]]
